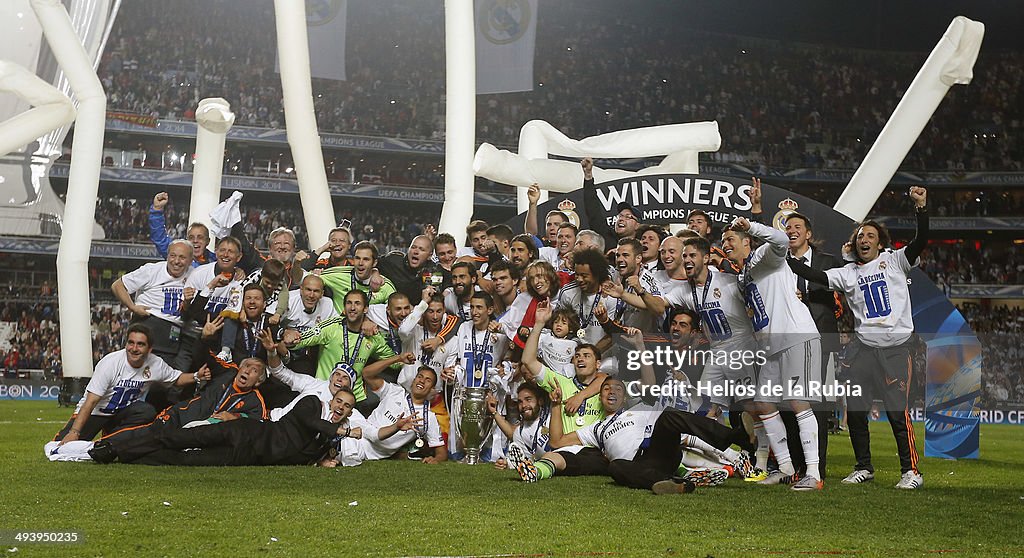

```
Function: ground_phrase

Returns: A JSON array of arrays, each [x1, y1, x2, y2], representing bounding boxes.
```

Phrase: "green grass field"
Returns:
[[2, 401, 1022, 557]]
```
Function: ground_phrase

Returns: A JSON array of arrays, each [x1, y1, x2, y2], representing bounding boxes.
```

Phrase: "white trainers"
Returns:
[[841, 469, 875, 484], [895, 470, 923, 490], [216, 347, 233, 363]]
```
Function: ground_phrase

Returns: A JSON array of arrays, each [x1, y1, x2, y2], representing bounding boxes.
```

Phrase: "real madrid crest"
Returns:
[[772, 198, 800, 231], [478, 0, 532, 45], [143, 366, 152, 379], [713, 288, 721, 299], [306, 0, 344, 26], [556, 199, 582, 229], [879, 261, 887, 270]]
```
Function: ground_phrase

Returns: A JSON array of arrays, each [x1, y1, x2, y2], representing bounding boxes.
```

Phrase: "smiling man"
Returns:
[[53, 324, 210, 445], [88, 357, 268, 464], [788, 187, 929, 490]]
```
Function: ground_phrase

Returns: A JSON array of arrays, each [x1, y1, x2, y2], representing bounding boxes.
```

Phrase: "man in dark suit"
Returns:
[[125, 389, 387, 466], [781, 212, 843, 479]]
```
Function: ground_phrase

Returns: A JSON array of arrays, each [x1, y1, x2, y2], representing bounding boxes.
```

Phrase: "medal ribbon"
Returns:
[[597, 408, 625, 452], [342, 326, 365, 366]]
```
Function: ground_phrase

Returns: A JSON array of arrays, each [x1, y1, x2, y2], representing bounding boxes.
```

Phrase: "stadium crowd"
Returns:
[[98, 0, 1023, 172], [958, 304, 1024, 408]]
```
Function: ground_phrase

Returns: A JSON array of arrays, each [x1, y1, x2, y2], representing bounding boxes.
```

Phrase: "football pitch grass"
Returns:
[[2, 401, 1022, 557]]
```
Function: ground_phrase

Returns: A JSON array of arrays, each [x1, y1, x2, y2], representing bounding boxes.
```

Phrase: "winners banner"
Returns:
[[506, 174, 984, 458]]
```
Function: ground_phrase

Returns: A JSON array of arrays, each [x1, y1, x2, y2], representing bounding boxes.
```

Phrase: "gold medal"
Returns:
[[414, 438, 425, 449], [746, 308, 755, 319], [575, 416, 585, 427], [474, 368, 483, 379], [576, 328, 586, 339]]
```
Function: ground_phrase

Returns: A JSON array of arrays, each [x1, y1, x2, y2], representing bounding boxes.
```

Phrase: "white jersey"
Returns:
[[576, 403, 662, 461], [392, 300, 459, 390], [663, 268, 757, 351], [445, 322, 509, 388], [78, 350, 182, 416], [642, 259, 660, 273], [185, 262, 243, 317], [553, 282, 607, 344], [283, 295, 337, 333], [538, 246, 564, 270], [657, 372, 708, 414], [537, 329, 579, 378], [443, 289, 472, 322], [119, 262, 190, 325], [512, 408, 552, 459], [363, 381, 444, 460], [740, 222, 820, 356], [497, 292, 533, 339], [826, 247, 916, 348], [653, 271, 690, 310], [608, 268, 663, 331]]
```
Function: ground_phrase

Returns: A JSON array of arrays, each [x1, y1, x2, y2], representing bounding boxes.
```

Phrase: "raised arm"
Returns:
[[522, 302, 552, 380], [524, 183, 541, 237], [579, 157, 616, 247], [904, 186, 929, 264], [148, 192, 171, 258]]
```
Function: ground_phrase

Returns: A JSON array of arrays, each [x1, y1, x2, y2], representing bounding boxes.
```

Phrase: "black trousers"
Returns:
[[129, 419, 263, 466], [846, 340, 920, 474], [557, 446, 609, 476], [608, 408, 745, 490], [54, 401, 157, 442]]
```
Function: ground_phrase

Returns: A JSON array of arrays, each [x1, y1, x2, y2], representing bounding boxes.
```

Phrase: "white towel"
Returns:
[[43, 440, 95, 462], [208, 191, 244, 239]]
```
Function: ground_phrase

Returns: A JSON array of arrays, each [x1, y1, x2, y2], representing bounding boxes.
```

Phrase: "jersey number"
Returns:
[[700, 309, 733, 341], [859, 280, 892, 318], [463, 351, 493, 382], [101, 386, 142, 414], [162, 289, 184, 316], [744, 284, 770, 331]]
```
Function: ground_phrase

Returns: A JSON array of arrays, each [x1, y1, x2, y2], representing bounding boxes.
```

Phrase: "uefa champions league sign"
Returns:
[[506, 174, 983, 459]]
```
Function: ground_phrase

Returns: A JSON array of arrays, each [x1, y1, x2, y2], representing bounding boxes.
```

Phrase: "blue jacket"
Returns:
[[149, 207, 215, 267]]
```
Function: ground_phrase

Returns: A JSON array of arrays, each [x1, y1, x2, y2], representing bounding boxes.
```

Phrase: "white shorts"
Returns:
[[755, 338, 822, 403], [700, 360, 757, 407]]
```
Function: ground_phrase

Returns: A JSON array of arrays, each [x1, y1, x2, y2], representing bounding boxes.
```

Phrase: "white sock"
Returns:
[[721, 447, 741, 463], [753, 421, 770, 470], [760, 412, 794, 476], [681, 450, 725, 470], [796, 409, 820, 480], [681, 434, 726, 462]]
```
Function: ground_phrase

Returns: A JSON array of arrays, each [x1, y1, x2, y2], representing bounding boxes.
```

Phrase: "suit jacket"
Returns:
[[798, 248, 843, 353]]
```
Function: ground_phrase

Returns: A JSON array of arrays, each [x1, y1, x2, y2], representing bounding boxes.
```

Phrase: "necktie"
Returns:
[[798, 256, 808, 299]]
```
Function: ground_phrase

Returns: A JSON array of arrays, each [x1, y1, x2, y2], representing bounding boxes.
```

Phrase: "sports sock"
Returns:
[[535, 458, 555, 480], [796, 409, 820, 480], [680, 434, 727, 462], [753, 421, 770, 471], [681, 450, 724, 471], [759, 412, 794, 476]]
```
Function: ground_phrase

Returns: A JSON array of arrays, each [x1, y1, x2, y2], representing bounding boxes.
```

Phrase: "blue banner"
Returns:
[[50, 163, 516, 207]]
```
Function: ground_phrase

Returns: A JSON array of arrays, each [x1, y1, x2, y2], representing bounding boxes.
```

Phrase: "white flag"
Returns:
[[475, 0, 537, 94], [302, 0, 347, 81]]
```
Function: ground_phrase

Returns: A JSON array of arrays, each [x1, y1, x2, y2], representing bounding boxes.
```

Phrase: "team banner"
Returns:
[[106, 111, 157, 128], [475, 0, 537, 94], [506, 174, 985, 456], [274, 0, 347, 81]]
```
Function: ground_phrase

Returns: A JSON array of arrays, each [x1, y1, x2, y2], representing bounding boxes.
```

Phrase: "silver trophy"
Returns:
[[453, 364, 499, 464]]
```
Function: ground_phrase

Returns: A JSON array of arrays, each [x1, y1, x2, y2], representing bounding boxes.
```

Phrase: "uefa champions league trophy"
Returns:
[[455, 363, 499, 464]]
